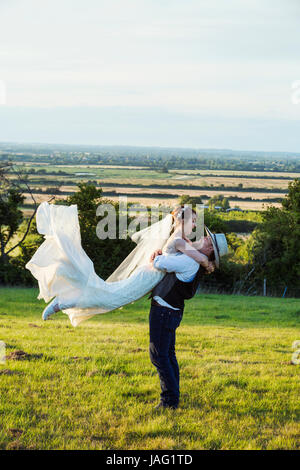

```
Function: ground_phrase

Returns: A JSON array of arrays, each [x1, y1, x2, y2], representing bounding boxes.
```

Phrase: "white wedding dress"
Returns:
[[25, 202, 178, 327]]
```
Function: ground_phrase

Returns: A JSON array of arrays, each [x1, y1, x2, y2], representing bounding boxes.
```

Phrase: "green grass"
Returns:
[[0, 288, 299, 450], [19, 165, 173, 180]]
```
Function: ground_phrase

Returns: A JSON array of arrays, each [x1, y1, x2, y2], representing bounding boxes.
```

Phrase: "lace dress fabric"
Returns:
[[26, 202, 183, 327]]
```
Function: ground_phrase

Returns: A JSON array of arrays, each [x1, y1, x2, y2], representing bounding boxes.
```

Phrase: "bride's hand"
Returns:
[[150, 249, 162, 263]]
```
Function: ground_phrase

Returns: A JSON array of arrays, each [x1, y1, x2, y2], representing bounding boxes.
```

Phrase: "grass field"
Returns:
[[0, 288, 299, 450], [21, 197, 281, 215], [21, 186, 284, 211], [17, 166, 292, 189]]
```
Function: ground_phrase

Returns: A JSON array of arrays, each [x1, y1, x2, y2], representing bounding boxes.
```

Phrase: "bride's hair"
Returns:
[[171, 205, 196, 225]]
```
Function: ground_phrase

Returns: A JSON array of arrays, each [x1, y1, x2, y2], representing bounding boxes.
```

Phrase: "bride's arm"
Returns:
[[175, 239, 209, 269], [150, 249, 162, 262]]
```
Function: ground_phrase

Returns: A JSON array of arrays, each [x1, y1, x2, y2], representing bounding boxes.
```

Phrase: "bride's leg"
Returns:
[[42, 298, 76, 321], [42, 297, 61, 320]]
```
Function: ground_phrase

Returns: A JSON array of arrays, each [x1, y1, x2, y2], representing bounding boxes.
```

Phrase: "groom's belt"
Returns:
[[151, 299, 182, 311], [151, 299, 165, 307]]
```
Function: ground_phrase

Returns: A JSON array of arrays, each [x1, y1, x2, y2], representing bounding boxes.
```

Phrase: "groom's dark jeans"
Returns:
[[149, 302, 183, 408]]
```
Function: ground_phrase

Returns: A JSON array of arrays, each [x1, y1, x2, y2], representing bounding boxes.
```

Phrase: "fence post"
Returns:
[[263, 278, 267, 296], [282, 287, 288, 298]]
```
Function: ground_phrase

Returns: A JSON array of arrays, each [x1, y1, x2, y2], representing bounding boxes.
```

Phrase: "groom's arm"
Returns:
[[153, 255, 215, 277], [152, 254, 190, 275], [189, 240, 204, 250], [153, 254, 201, 282], [175, 239, 209, 268]]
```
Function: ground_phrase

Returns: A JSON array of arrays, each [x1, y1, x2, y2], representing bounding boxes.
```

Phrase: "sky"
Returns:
[[0, 0, 300, 152]]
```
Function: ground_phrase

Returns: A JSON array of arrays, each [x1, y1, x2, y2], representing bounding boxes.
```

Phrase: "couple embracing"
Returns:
[[26, 203, 228, 410], [148, 206, 227, 410]]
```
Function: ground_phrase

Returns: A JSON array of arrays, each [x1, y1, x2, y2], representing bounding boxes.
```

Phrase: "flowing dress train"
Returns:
[[25, 202, 170, 326]]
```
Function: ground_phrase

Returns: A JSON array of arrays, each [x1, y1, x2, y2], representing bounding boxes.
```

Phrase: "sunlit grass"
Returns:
[[0, 288, 299, 450]]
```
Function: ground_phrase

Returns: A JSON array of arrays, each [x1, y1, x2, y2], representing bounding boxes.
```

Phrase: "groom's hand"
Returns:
[[206, 261, 215, 273], [150, 249, 162, 263]]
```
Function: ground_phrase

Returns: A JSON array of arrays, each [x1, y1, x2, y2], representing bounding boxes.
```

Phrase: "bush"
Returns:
[[199, 257, 248, 294], [0, 258, 36, 286], [224, 219, 259, 233]]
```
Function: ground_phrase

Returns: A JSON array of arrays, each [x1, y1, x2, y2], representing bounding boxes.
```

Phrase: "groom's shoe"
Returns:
[[153, 402, 178, 411], [42, 299, 61, 321]]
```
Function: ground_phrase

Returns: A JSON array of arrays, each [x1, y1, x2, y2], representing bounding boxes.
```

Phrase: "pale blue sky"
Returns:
[[0, 0, 300, 151]]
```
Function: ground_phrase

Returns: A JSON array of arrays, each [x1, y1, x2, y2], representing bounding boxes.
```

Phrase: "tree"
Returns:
[[282, 178, 300, 215], [178, 195, 203, 206], [203, 209, 227, 233], [65, 182, 135, 279], [245, 179, 300, 296], [0, 186, 24, 263], [0, 161, 41, 263], [208, 194, 230, 211]]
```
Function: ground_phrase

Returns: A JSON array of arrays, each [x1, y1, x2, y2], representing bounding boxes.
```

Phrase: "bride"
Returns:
[[25, 202, 213, 327]]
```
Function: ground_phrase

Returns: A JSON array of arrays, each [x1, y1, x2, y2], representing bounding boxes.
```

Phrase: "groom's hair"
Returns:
[[198, 246, 215, 262]]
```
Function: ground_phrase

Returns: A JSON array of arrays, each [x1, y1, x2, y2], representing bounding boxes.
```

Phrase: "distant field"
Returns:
[[21, 189, 283, 211], [188, 177, 289, 189], [17, 163, 150, 170], [10, 160, 298, 212], [106, 197, 281, 211], [15, 166, 293, 188], [16, 163, 300, 179], [171, 169, 300, 178]]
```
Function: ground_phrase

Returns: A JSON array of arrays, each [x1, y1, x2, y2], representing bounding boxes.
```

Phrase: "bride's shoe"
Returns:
[[42, 299, 61, 321]]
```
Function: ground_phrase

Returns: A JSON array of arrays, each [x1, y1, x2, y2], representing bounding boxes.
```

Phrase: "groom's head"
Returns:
[[198, 237, 215, 260]]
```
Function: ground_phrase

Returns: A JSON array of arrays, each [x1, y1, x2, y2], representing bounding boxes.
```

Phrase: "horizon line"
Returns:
[[1, 141, 300, 157]]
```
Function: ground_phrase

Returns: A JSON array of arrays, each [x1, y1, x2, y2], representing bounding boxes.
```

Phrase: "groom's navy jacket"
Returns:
[[150, 265, 206, 310]]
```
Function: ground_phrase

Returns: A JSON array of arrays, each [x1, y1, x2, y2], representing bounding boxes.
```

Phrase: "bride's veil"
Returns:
[[106, 213, 174, 282]]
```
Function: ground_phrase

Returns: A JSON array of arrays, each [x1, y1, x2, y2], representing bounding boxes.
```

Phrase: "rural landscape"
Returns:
[[0, 143, 299, 450], [1, 0, 300, 454], [1, 142, 300, 295], [2, 143, 300, 213]]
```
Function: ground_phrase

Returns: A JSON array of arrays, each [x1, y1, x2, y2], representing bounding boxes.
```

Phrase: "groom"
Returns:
[[148, 226, 228, 411]]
